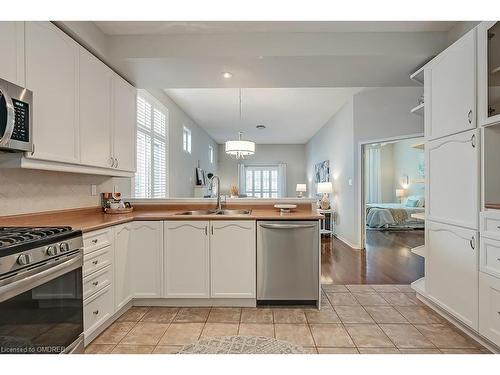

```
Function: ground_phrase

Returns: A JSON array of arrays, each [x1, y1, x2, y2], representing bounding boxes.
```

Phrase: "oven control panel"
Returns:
[[10, 99, 29, 142]]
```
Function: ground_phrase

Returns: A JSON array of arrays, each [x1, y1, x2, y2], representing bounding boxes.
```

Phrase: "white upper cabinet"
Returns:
[[210, 221, 256, 298], [25, 22, 80, 164], [0, 22, 25, 86], [478, 21, 500, 127], [426, 220, 479, 330], [427, 28, 476, 140], [79, 48, 113, 168], [112, 76, 136, 172], [114, 223, 133, 311], [130, 221, 163, 298], [164, 221, 210, 298], [426, 129, 479, 229]]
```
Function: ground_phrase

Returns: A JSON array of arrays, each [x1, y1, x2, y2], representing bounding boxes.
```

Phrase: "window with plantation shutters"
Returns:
[[134, 92, 168, 198]]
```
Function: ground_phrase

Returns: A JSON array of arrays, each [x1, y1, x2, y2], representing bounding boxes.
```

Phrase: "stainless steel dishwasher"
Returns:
[[257, 221, 319, 304]]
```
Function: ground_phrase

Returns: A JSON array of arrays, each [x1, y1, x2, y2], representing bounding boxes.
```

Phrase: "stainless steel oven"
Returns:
[[0, 77, 33, 153], [0, 228, 84, 354]]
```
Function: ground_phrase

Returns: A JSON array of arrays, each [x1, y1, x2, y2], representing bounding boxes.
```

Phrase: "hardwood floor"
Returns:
[[321, 230, 424, 285]]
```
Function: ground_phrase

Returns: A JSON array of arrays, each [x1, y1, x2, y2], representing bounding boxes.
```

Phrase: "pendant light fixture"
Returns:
[[225, 89, 255, 159]]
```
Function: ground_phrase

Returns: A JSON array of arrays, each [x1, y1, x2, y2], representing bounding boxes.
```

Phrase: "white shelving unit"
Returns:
[[411, 244, 426, 258], [410, 102, 424, 116], [411, 277, 426, 296], [318, 208, 335, 237], [410, 66, 425, 85]]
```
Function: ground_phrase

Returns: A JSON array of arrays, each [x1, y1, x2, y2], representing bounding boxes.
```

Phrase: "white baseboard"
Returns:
[[334, 234, 362, 250], [416, 293, 499, 354]]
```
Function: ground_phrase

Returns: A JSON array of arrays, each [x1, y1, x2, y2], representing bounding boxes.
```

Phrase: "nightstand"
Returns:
[[318, 208, 335, 237]]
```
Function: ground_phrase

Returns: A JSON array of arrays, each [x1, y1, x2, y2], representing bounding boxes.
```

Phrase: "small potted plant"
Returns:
[[230, 185, 239, 198]]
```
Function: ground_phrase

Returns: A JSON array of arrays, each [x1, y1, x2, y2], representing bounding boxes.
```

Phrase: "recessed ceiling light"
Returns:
[[222, 72, 233, 79], [256, 124, 266, 130]]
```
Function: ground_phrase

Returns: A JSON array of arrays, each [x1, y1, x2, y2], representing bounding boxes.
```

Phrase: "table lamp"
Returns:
[[317, 182, 333, 210], [296, 184, 307, 198], [396, 189, 406, 203]]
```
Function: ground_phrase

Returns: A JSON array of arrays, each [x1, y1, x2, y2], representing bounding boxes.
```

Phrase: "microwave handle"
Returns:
[[0, 86, 15, 146], [0, 253, 82, 303]]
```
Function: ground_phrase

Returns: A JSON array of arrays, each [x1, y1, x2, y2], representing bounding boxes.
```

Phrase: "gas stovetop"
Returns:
[[0, 227, 83, 277]]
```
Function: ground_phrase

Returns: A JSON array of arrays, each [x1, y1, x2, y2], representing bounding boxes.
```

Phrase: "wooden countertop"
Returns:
[[0, 205, 324, 233]]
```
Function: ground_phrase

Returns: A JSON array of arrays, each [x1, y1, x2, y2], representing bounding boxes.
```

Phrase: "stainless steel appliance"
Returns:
[[0, 227, 84, 354], [257, 221, 319, 304], [0, 77, 33, 152]]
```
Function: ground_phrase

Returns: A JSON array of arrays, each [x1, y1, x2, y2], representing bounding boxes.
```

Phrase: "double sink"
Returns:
[[175, 209, 252, 216]]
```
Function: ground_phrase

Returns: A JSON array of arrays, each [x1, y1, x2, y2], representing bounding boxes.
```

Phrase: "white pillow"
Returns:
[[406, 195, 425, 207]]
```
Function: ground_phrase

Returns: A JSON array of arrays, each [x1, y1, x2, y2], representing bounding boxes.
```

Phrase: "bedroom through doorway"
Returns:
[[361, 136, 425, 283]]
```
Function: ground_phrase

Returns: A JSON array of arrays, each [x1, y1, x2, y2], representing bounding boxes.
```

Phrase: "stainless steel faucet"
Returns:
[[209, 175, 222, 211]]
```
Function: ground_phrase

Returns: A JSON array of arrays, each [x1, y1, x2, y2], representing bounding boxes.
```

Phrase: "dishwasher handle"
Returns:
[[259, 223, 317, 229]]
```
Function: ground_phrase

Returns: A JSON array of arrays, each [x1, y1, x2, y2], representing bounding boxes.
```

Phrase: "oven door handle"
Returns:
[[0, 253, 82, 303]]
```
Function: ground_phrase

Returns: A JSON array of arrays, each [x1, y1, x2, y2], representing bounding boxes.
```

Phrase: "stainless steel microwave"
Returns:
[[0, 77, 33, 152]]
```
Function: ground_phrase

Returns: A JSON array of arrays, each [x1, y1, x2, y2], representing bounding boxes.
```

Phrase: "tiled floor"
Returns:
[[85, 284, 491, 354]]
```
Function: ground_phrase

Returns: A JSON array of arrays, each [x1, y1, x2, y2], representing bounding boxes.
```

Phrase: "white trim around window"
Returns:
[[134, 90, 169, 198], [183, 126, 192, 154], [238, 163, 287, 198]]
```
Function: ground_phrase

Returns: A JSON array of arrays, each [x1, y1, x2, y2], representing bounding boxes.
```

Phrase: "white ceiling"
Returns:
[[95, 21, 457, 35], [165, 88, 361, 144]]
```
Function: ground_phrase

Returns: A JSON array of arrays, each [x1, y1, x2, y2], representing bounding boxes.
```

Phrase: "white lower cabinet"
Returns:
[[479, 272, 500, 346], [426, 220, 479, 330], [210, 221, 256, 298], [164, 221, 210, 298], [114, 223, 134, 311], [82, 228, 115, 342], [83, 285, 114, 340], [130, 221, 163, 298]]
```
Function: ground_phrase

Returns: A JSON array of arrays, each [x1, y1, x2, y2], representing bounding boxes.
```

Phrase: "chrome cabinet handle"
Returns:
[[468, 109, 473, 124], [92, 239, 98, 244], [471, 134, 476, 148], [211, 226, 214, 235], [31, 143, 35, 156], [260, 223, 317, 229], [205, 226, 208, 235], [93, 310, 99, 315], [109, 156, 114, 167], [92, 260, 98, 265], [92, 281, 99, 286], [115, 158, 119, 168], [469, 236, 476, 250]]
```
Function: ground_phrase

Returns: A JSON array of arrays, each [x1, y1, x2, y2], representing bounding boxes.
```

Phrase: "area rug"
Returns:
[[177, 335, 305, 354]]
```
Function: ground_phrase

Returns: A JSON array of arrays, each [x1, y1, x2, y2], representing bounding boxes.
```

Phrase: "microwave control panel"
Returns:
[[10, 99, 29, 142]]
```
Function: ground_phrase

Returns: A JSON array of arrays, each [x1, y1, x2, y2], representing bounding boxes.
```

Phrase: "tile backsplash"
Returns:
[[0, 169, 122, 216]]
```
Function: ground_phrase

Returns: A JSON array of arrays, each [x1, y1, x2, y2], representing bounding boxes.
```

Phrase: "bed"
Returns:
[[365, 201, 425, 230]]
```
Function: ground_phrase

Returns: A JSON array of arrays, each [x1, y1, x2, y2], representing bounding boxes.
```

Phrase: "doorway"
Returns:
[[360, 136, 425, 283]]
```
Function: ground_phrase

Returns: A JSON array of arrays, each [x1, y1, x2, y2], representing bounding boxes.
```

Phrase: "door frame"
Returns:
[[358, 132, 424, 249]]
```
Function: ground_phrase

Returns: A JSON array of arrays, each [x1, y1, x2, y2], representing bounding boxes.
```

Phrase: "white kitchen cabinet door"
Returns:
[[0, 22, 25, 86], [114, 223, 133, 310], [164, 221, 210, 298], [479, 272, 500, 347], [427, 29, 476, 140], [426, 129, 479, 230], [79, 48, 113, 168], [426, 220, 479, 330], [131, 221, 163, 298], [210, 221, 256, 298], [25, 21, 80, 164], [112, 75, 136, 172]]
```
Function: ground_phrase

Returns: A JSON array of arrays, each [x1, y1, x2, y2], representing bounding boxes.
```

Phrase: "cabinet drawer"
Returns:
[[479, 272, 500, 347], [83, 246, 112, 277], [481, 215, 500, 241], [83, 265, 112, 300], [83, 228, 113, 254], [84, 285, 114, 337]]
